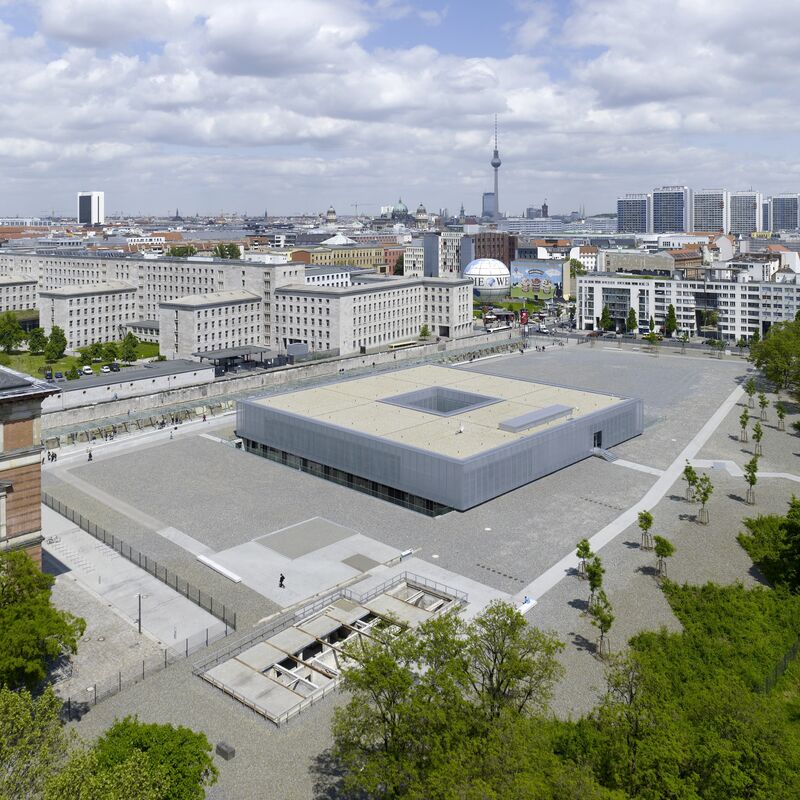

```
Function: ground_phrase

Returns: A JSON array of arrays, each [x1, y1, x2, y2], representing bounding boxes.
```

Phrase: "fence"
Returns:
[[193, 571, 467, 677], [760, 636, 800, 693], [61, 619, 231, 720], [41, 491, 237, 630]]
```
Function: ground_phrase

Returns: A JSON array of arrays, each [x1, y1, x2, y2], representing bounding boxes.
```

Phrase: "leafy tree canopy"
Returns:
[[0, 311, 24, 353], [27, 327, 48, 354], [44, 327, 67, 362], [0, 551, 85, 690], [120, 332, 139, 363]]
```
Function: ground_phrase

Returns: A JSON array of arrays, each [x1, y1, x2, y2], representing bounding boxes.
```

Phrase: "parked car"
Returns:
[[101, 365, 111, 373], [586, 330, 603, 338], [538, 326, 550, 334], [82, 365, 94, 375], [109, 362, 120, 372], [44, 369, 53, 380], [54, 371, 64, 381]]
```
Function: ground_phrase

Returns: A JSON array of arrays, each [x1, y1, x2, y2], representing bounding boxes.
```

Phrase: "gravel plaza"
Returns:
[[40, 345, 783, 799]]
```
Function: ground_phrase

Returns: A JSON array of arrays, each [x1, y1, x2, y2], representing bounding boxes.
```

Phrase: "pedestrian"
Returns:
[[278, 573, 285, 589], [169, 431, 173, 440], [202, 413, 206, 422], [53, 451, 57, 463], [87, 449, 93, 462]]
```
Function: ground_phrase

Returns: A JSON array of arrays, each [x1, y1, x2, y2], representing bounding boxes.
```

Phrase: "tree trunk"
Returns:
[[746, 487, 755, 505], [755, 442, 762, 456], [740, 428, 748, 443], [749, 397, 754, 408], [699, 507, 709, 524], [779, 419, 785, 431]]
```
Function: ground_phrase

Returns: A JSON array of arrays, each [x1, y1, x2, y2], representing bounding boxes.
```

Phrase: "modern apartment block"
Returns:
[[77, 191, 105, 226], [692, 189, 729, 233], [0, 276, 37, 312], [652, 186, 692, 233], [0, 367, 58, 566], [38, 281, 138, 349], [459, 232, 518, 267], [729, 192, 764, 236], [404, 231, 464, 278], [577, 270, 798, 342], [770, 195, 800, 232], [616, 194, 652, 233], [160, 290, 264, 360]]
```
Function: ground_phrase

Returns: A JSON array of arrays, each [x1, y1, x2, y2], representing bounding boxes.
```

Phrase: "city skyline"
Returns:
[[1, 0, 799, 217]]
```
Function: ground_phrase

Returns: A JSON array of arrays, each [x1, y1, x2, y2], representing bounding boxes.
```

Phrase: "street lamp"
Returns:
[[135, 593, 147, 634]]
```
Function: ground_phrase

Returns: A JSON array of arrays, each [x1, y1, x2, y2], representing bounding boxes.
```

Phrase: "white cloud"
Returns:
[[1, 0, 800, 215]]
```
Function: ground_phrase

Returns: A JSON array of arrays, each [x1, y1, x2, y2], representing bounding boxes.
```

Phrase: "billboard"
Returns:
[[510, 260, 564, 300]]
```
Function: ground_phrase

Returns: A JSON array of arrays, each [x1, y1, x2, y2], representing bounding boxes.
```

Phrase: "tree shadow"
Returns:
[[668, 494, 689, 503], [728, 492, 747, 503], [622, 540, 641, 549], [565, 566, 582, 578], [59, 697, 90, 723], [678, 513, 697, 522], [748, 563, 773, 588], [729, 434, 741, 442], [570, 632, 597, 654], [310, 749, 346, 800], [636, 565, 659, 577], [568, 597, 589, 611]]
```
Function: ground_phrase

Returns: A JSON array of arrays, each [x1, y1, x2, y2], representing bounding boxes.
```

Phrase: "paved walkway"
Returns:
[[691, 457, 800, 483], [42, 506, 222, 648], [520, 383, 745, 605]]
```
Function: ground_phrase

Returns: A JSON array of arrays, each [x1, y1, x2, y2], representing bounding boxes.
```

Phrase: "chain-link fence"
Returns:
[[42, 491, 237, 629], [760, 637, 800, 693]]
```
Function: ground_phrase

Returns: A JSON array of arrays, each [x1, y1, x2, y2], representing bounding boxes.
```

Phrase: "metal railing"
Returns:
[[760, 636, 800, 693], [42, 491, 237, 629], [192, 571, 469, 726], [61, 620, 231, 720]]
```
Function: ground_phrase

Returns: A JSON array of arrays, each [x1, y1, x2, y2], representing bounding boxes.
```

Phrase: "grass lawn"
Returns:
[[0, 339, 160, 379]]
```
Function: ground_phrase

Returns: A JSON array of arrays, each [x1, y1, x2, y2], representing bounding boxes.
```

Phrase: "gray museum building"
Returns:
[[236, 365, 643, 515]]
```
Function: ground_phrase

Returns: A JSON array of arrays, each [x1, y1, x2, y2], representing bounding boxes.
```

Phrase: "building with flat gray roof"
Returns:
[[237, 365, 643, 514]]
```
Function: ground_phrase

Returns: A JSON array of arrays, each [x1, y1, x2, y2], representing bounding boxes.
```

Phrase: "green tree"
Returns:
[[637, 510, 654, 550], [78, 350, 93, 367], [393, 252, 404, 275], [753, 420, 764, 456], [665, 304, 677, 336], [44, 326, 67, 362], [0, 550, 85, 690], [45, 747, 169, 800], [744, 455, 759, 505], [599, 305, 613, 332], [758, 391, 768, 420], [680, 330, 689, 354], [0, 685, 70, 800], [120, 332, 139, 363], [88, 341, 104, 360], [212, 243, 241, 260], [77, 717, 218, 800], [695, 473, 714, 524], [0, 311, 24, 353], [576, 538, 593, 576], [27, 327, 48, 354], [569, 257, 586, 279], [749, 321, 798, 392], [750, 329, 760, 346], [682, 461, 698, 501], [589, 589, 614, 658], [739, 407, 750, 442], [626, 306, 637, 335], [586, 555, 605, 610], [419, 324, 431, 339], [104, 342, 119, 362], [736, 336, 748, 355], [776, 400, 786, 431], [166, 245, 197, 257], [648, 315, 655, 334], [653, 535, 675, 577], [744, 376, 757, 407]]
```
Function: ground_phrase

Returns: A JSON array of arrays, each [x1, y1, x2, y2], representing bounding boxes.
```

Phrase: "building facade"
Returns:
[[160, 290, 263, 360], [729, 191, 763, 236], [0, 276, 37, 313], [617, 194, 652, 233], [0, 368, 57, 566], [770, 195, 800, 232], [652, 186, 692, 233], [77, 191, 105, 226], [38, 281, 138, 350], [692, 189, 729, 233]]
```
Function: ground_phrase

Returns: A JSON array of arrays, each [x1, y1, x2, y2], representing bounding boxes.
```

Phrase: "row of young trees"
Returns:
[[0, 313, 67, 361]]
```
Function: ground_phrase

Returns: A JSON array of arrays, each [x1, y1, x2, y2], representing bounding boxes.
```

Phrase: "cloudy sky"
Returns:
[[1, 0, 799, 218]]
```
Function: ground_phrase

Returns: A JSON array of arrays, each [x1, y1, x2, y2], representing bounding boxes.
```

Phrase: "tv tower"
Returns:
[[490, 115, 502, 219]]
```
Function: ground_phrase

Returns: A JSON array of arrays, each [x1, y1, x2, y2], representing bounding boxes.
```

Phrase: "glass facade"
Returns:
[[652, 187, 689, 233], [729, 192, 761, 235], [616, 195, 650, 233], [770, 195, 800, 231], [692, 191, 727, 233]]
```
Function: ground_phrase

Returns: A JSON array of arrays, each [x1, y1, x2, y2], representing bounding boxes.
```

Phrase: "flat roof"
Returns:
[[193, 345, 273, 360], [57, 359, 213, 392], [160, 289, 260, 308], [250, 365, 624, 459], [0, 275, 36, 285], [39, 280, 136, 297]]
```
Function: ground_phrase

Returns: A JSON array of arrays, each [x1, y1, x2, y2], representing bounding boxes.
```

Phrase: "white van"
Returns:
[[82, 365, 94, 375]]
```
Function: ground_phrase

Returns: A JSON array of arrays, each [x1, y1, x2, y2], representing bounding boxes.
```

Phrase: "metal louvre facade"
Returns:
[[236, 394, 643, 513]]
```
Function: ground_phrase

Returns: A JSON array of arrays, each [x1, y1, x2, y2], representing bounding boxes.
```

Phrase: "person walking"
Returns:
[[87, 449, 93, 462], [278, 573, 285, 589]]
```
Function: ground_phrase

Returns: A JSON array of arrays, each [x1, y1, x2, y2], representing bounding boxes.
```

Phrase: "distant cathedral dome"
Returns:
[[393, 198, 408, 216], [325, 206, 337, 223]]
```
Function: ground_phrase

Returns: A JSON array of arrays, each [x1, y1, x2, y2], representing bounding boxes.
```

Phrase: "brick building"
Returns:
[[0, 368, 57, 566]]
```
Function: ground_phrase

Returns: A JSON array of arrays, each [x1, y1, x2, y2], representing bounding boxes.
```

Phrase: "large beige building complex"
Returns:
[[0, 251, 473, 360]]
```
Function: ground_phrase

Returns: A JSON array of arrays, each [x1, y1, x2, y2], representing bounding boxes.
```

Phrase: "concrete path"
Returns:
[[42, 505, 222, 648], [690, 457, 800, 483], [613, 459, 665, 477], [520, 384, 745, 606]]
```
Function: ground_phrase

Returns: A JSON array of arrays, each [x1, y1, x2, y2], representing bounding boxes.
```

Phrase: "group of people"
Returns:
[[43, 450, 58, 464]]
